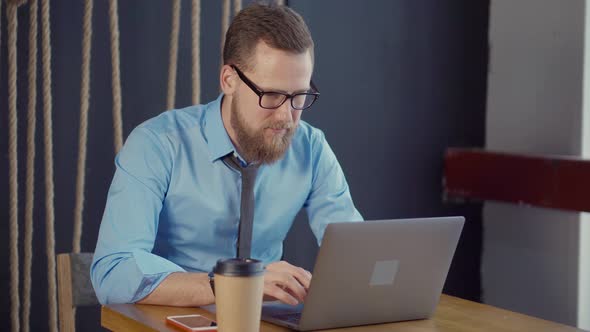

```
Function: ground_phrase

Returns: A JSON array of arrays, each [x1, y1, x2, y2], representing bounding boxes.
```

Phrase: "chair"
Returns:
[[57, 252, 99, 332]]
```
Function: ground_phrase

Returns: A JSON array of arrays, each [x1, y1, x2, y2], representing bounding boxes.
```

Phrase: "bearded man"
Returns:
[[91, 3, 363, 307]]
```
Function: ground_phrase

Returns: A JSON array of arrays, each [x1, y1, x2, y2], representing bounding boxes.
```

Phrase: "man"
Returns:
[[91, 3, 362, 307]]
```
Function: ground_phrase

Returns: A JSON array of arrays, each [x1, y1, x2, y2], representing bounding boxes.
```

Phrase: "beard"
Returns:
[[230, 95, 296, 165]]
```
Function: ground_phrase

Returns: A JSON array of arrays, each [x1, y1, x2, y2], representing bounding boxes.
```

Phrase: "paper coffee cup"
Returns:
[[214, 258, 265, 332]]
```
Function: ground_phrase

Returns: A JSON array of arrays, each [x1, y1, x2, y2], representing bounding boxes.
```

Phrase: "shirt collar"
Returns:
[[203, 94, 248, 166]]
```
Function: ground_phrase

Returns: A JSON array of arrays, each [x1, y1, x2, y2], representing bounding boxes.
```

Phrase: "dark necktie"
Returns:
[[223, 154, 259, 259]]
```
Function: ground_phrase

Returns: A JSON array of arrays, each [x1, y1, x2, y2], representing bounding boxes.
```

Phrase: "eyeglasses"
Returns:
[[231, 65, 320, 111]]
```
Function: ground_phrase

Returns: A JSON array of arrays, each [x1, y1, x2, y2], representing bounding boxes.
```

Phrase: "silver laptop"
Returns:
[[261, 216, 465, 331]]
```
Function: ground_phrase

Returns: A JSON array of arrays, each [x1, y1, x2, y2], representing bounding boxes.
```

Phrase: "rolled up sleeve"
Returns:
[[91, 126, 185, 304]]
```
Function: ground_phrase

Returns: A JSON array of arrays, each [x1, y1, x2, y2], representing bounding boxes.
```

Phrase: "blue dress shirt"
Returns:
[[90, 94, 363, 304]]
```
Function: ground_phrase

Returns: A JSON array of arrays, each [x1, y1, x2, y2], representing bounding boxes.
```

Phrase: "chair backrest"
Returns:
[[57, 252, 99, 332]]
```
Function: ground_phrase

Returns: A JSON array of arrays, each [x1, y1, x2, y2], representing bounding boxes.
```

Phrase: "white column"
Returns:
[[578, 1, 590, 329], [485, 0, 585, 327]]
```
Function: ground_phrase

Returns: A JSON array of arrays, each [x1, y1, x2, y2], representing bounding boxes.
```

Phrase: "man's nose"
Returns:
[[274, 99, 294, 123]]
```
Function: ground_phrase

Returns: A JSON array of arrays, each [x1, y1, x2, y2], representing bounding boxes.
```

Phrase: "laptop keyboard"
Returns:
[[272, 312, 302, 325]]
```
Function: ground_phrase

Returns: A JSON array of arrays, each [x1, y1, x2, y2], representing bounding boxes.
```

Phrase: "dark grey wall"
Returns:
[[0, 1, 488, 331]]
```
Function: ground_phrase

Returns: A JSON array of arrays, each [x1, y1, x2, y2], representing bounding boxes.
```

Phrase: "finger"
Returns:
[[280, 273, 307, 303], [265, 261, 286, 273], [272, 261, 312, 290], [264, 271, 305, 303], [263, 294, 277, 302], [265, 284, 299, 306], [288, 266, 312, 290]]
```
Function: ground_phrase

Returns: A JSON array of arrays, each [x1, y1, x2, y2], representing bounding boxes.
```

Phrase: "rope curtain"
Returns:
[[41, 0, 58, 329], [0, 0, 2, 88], [167, 0, 181, 110], [109, 0, 123, 153], [191, 0, 201, 105], [7, 1, 22, 331], [72, 0, 93, 255], [23, 1, 38, 332], [0, 0, 300, 330], [221, 0, 230, 68], [233, 0, 241, 16]]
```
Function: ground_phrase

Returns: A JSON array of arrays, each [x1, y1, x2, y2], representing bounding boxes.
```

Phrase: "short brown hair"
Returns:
[[223, 3, 314, 71]]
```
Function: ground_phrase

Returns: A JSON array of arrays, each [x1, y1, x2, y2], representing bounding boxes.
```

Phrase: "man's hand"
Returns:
[[263, 261, 312, 306]]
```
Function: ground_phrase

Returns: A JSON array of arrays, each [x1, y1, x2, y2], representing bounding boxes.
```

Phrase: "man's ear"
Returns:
[[220, 64, 238, 96]]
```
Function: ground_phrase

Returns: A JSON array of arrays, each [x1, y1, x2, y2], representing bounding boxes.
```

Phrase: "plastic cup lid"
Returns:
[[213, 258, 265, 277]]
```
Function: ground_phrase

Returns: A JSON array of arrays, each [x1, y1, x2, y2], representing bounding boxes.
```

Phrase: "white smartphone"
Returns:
[[165, 314, 218, 331]]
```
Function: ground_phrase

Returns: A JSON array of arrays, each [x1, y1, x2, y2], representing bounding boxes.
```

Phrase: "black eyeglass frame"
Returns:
[[230, 65, 320, 110]]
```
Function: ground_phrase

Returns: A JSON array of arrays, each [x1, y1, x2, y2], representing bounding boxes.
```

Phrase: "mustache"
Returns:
[[265, 122, 293, 130]]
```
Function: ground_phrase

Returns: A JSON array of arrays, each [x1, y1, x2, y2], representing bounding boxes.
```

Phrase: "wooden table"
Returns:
[[102, 294, 588, 332]]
